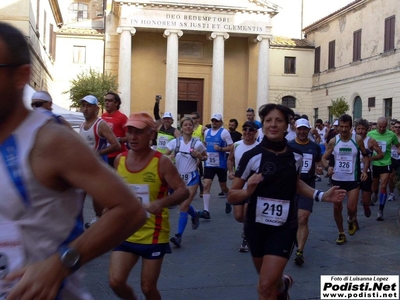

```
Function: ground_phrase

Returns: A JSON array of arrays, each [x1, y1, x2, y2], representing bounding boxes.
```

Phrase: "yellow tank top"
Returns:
[[192, 124, 204, 142], [117, 151, 170, 244]]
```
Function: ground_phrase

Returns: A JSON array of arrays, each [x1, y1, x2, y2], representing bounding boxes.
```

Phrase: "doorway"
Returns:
[[178, 78, 204, 123], [353, 96, 362, 120]]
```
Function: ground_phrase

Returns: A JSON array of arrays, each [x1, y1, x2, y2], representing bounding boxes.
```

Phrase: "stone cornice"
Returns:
[[114, 0, 278, 15]]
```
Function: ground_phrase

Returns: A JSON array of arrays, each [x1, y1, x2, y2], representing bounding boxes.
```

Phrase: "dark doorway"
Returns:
[[178, 78, 204, 123]]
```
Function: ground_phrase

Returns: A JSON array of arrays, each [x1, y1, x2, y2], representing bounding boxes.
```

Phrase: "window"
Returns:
[[73, 46, 86, 64], [384, 98, 392, 120], [49, 24, 56, 60], [368, 97, 375, 108], [282, 96, 296, 108], [328, 40, 335, 69], [313, 108, 319, 126], [68, 3, 89, 23], [284, 57, 296, 74], [43, 10, 47, 48], [314, 46, 320, 74], [353, 29, 362, 62], [328, 106, 333, 123], [384, 16, 395, 52]]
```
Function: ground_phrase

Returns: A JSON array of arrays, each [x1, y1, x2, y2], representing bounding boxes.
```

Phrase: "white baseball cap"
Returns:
[[79, 95, 98, 105], [211, 113, 223, 121], [162, 112, 173, 119], [333, 120, 339, 126], [295, 118, 311, 128]]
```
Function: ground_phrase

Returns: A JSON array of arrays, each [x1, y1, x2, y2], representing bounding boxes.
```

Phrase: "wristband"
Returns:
[[313, 190, 323, 202]]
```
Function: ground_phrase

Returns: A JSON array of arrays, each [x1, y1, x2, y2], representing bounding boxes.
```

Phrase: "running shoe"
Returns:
[[170, 234, 182, 247], [388, 193, 395, 201], [84, 216, 99, 229], [363, 205, 371, 218], [200, 210, 211, 219], [315, 175, 322, 182], [348, 220, 356, 235], [336, 233, 346, 245], [199, 192, 203, 198], [354, 219, 360, 231], [277, 275, 293, 300], [191, 211, 200, 230], [218, 191, 225, 197], [377, 210, 384, 221], [225, 202, 232, 214], [294, 250, 304, 266], [239, 239, 249, 252]]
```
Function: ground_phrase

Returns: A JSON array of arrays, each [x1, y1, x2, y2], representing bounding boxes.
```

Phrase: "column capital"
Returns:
[[163, 29, 183, 38], [254, 34, 272, 43], [117, 26, 136, 35], [208, 32, 229, 41]]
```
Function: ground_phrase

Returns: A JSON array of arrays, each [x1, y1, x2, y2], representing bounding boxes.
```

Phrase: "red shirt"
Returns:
[[101, 110, 128, 158]]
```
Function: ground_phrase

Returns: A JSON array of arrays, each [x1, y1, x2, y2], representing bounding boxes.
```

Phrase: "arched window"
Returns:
[[68, 3, 89, 23], [353, 96, 362, 120], [282, 96, 296, 108]]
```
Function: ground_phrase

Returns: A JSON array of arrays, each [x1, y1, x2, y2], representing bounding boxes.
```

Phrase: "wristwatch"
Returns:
[[58, 245, 81, 272]]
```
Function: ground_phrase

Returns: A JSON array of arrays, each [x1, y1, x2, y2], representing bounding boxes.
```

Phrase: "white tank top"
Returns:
[[332, 132, 360, 182], [0, 110, 92, 299]]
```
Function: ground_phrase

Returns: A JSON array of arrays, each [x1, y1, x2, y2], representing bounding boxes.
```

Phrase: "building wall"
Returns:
[[305, 0, 400, 122]]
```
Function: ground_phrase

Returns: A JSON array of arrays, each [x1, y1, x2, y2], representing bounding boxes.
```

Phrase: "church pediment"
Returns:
[[115, 0, 280, 15]]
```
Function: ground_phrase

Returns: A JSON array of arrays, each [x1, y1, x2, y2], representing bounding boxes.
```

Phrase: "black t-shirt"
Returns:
[[229, 130, 242, 143], [235, 144, 302, 229]]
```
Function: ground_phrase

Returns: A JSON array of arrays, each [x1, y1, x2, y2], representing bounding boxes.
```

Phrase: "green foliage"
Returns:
[[64, 68, 118, 109], [330, 96, 350, 118]]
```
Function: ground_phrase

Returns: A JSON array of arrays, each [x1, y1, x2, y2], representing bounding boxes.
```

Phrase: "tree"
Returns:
[[330, 96, 349, 118], [64, 68, 118, 110]]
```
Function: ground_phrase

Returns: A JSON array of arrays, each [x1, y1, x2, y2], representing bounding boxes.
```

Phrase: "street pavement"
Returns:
[[82, 176, 400, 300]]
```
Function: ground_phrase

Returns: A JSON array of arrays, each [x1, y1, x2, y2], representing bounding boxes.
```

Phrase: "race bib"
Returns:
[[206, 152, 220, 167], [180, 172, 194, 185], [391, 146, 400, 159], [128, 184, 151, 218], [255, 197, 290, 226], [377, 141, 386, 153], [157, 136, 169, 150], [337, 155, 353, 173], [0, 222, 25, 299], [301, 153, 313, 173]]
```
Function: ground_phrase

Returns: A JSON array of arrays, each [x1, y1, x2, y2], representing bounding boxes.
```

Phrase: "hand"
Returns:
[[322, 186, 346, 203], [213, 144, 220, 151], [327, 166, 334, 176], [246, 173, 264, 195], [144, 200, 163, 215], [360, 171, 368, 181], [5, 254, 69, 300], [228, 172, 234, 181], [316, 166, 323, 175]]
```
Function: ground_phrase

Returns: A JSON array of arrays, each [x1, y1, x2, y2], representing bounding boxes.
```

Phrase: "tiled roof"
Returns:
[[270, 36, 313, 48]]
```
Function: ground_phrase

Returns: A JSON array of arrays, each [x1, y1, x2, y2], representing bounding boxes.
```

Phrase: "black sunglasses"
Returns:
[[31, 101, 47, 108], [211, 119, 220, 122], [104, 98, 116, 102], [242, 127, 256, 132], [0, 63, 24, 68]]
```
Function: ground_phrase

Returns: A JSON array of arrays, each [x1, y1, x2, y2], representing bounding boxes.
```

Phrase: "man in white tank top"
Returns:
[[323, 114, 369, 245], [0, 23, 146, 300]]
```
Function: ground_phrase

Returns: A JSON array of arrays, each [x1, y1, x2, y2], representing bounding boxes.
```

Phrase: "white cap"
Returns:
[[31, 91, 52, 102], [79, 95, 98, 105], [333, 120, 339, 126], [211, 113, 223, 121], [295, 118, 311, 128], [162, 112, 173, 119]]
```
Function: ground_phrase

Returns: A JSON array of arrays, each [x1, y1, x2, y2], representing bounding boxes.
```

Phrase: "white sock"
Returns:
[[203, 194, 210, 211]]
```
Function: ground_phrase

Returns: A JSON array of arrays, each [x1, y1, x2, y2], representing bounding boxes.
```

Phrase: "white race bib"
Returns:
[[391, 146, 399, 159], [180, 172, 194, 185], [157, 136, 169, 149], [128, 184, 151, 218], [0, 222, 25, 299], [206, 152, 220, 167], [337, 155, 353, 173], [301, 153, 313, 173], [377, 141, 387, 153], [255, 197, 290, 226]]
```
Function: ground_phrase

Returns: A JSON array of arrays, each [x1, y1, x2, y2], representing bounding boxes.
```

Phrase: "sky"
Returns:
[[271, 0, 355, 38]]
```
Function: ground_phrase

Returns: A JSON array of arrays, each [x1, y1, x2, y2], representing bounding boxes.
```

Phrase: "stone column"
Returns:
[[117, 26, 136, 116], [255, 35, 270, 110], [163, 29, 183, 125], [209, 32, 229, 118]]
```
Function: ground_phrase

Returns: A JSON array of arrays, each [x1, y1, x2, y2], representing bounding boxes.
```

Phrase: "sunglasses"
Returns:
[[0, 63, 23, 68], [394, 126, 400, 129], [242, 127, 256, 132], [211, 119, 221, 122], [104, 98, 116, 102], [192, 117, 198, 120], [31, 101, 47, 108]]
